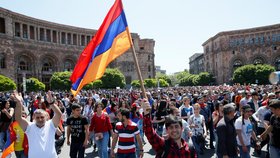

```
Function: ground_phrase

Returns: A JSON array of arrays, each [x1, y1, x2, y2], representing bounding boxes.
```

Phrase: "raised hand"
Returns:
[[141, 99, 151, 115], [46, 90, 54, 104], [11, 90, 24, 103]]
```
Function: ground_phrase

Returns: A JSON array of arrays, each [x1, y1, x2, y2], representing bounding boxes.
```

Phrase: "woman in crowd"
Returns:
[[89, 102, 113, 158], [189, 103, 207, 156], [0, 100, 14, 151], [152, 100, 168, 136]]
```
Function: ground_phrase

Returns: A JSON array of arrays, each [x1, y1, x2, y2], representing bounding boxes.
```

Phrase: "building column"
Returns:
[[44, 28, 46, 41], [50, 29, 53, 42], [27, 25, 30, 39], [19, 23, 23, 38]]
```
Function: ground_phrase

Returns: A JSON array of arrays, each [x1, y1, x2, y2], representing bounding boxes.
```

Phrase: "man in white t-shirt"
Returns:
[[235, 104, 258, 158], [12, 91, 62, 158]]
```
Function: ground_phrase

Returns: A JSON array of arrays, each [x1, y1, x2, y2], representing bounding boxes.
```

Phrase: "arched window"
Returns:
[[42, 59, 53, 72], [275, 57, 280, 71], [0, 54, 5, 68], [18, 56, 31, 71], [233, 60, 243, 69], [253, 58, 264, 65], [19, 61, 27, 70], [64, 60, 74, 71]]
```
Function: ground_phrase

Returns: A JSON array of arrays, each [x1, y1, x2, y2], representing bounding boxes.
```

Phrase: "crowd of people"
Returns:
[[0, 84, 279, 158]]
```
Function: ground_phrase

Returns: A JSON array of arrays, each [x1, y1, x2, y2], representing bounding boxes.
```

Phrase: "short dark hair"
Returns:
[[119, 108, 130, 119], [71, 103, 81, 110], [165, 115, 182, 129], [269, 99, 280, 109]]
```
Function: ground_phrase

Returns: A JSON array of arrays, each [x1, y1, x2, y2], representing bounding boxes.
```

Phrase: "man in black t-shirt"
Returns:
[[66, 103, 89, 158], [261, 99, 280, 158]]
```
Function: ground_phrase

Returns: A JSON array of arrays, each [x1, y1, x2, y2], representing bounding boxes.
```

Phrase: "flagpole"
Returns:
[[127, 29, 147, 99]]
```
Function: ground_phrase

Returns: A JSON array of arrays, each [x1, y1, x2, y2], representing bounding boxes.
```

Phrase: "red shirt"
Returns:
[[143, 114, 195, 158], [89, 112, 112, 133]]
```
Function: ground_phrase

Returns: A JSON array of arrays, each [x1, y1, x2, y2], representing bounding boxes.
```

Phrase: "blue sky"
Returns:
[[1, 0, 280, 74]]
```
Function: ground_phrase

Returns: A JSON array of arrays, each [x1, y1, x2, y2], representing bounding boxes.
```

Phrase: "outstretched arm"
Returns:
[[11, 91, 29, 131], [46, 91, 62, 128]]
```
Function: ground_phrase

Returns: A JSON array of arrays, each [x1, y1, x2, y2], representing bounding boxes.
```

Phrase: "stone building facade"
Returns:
[[189, 53, 204, 74], [202, 24, 280, 84], [0, 7, 155, 90]]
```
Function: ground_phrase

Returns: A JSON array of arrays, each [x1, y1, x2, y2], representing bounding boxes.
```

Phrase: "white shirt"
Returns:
[[235, 116, 253, 146], [188, 114, 205, 136], [26, 120, 57, 158], [252, 106, 270, 128]]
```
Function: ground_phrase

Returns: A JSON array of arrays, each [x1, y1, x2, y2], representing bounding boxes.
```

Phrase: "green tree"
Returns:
[[255, 64, 275, 84], [144, 79, 157, 88], [159, 79, 169, 87], [100, 68, 125, 88], [233, 64, 275, 84], [131, 80, 141, 88], [26, 77, 45, 92], [83, 82, 93, 90], [197, 72, 214, 86], [179, 73, 193, 86], [156, 72, 171, 85], [50, 71, 72, 91], [92, 80, 103, 89], [0, 75, 16, 91]]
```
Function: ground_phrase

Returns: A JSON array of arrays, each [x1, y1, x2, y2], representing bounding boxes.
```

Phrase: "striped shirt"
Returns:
[[115, 120, 139, 154]]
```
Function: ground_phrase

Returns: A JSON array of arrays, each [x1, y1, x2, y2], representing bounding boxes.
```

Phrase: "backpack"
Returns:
[[160, 139, 196, 158]]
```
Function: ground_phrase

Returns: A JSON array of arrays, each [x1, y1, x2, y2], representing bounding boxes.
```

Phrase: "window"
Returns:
[[42, 60, 53, 72], [52, 30, 57, 43], [81, 35, 85, 46], [61, 32, 66, 44], [140, 47, 144, 50], [0, 54, 5, 68], [22, 24, 28, 38], [29, 26, 35, 39], [253, 58, 264, 65], [0, 17, 5, 33], [148, 65, 151, 72], [19, 61, 28, 70], [67, 33, 71, 44], [46, 29, 51, 42], [64, 60, 74, 71], [86, 36, 91, 44], [148, 55, 150, 61], [15, 22, 20, 37], [39, 28, 44, 41], [233, 60, 243, 71], [73, 34, 77, 45], [275, 57, 280, 71]]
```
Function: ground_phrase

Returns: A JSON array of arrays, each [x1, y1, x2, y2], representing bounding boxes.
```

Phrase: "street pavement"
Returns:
[[2, 105, 268, 158], [58, 135, 268, 158]]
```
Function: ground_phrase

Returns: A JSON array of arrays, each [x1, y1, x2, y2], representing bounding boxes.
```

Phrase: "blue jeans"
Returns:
[[96, 132, 109, 158], [15, 150, 27, 158], [270, 145, 280, 158], [117, 152, 136, 158], [0, 131, 5, 151], [238, 145, 251, 158], [191, 135, 205, 154]]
